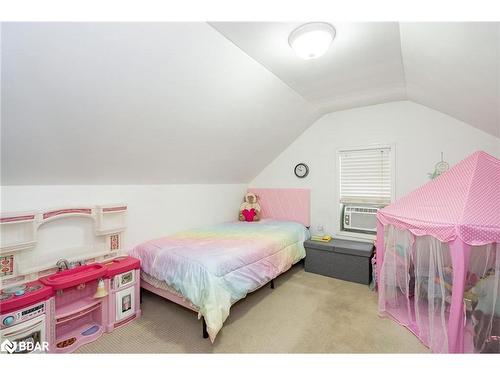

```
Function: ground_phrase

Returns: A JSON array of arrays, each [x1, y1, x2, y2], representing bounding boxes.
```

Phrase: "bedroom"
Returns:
[[1, 1, 499, 374]]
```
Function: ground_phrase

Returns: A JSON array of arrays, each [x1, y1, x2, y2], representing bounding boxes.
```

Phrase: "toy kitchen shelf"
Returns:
[[0, 212, 37, 253], [0, 204, 127, 283], [40, 268, 107, 354], [95, 205, 127, 236], [56, 296, 101, 320], [53, 291, 104, 354]]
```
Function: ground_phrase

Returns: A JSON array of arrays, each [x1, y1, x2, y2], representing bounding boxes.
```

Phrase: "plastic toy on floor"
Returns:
[[471, 270, 500, 353]]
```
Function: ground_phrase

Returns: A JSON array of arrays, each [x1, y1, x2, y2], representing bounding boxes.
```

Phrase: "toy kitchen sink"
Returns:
[[40, 264, 107, 290]]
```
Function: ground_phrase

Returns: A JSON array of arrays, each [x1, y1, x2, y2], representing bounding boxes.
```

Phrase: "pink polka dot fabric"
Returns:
[[378, 151, 500, 246]]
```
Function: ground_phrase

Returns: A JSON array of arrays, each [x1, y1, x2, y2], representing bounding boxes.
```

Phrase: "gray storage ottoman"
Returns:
[[304, 238, 374, 284]]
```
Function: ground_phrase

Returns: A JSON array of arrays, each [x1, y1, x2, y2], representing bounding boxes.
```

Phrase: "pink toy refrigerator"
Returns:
[[102, 256, 141, 332], [376, 151, 500, 353]]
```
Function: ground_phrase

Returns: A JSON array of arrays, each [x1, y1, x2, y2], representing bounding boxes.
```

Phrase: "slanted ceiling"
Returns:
[[212, 22, 500, 138], [1, 23, 320, 185], [1, 22, 499, 185]]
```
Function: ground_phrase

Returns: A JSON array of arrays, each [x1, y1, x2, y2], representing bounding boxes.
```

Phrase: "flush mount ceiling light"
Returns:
[[288, 22, 336, 60]]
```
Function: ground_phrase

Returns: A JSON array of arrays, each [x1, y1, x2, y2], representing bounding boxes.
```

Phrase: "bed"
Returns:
[[129, 188, 310, 342]]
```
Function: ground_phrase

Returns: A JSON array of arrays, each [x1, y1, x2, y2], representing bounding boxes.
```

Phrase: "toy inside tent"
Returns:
[[376, 151, 500, 353]]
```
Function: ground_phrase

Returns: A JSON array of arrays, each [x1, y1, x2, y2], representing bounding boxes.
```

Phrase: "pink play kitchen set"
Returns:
[[0, 204, 141, 353]]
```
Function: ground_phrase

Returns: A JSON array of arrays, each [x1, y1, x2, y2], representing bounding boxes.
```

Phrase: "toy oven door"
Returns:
[[1, 315, 46, 354], [115, 286, 135, 322]]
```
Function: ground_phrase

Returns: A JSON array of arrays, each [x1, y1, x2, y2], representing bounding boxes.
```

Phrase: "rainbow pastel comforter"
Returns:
[[129, 219, 309, 341]]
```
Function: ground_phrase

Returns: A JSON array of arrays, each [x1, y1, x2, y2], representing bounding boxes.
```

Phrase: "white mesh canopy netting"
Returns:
[[379, 225, 499, 353]]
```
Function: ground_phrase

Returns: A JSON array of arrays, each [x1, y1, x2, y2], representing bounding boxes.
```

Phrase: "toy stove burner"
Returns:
[[0, 284, 44, 303], [2, 284, 27, 298], [26, 285, 42, 293], [0, 292, 13, 301]]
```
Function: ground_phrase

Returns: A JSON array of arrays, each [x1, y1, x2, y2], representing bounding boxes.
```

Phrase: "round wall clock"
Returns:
[[294, 163, 309, 178]]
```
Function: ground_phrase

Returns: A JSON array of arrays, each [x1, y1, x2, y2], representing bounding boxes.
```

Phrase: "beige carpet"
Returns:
[[76, 264, 428, 353]]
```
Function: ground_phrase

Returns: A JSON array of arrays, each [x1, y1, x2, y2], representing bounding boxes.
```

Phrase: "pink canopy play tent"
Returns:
[[376, 151, 500, 353]]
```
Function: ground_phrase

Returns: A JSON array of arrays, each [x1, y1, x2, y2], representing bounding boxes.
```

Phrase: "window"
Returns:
[[337, 145, 394, 236], [339, 146, 392, 205]]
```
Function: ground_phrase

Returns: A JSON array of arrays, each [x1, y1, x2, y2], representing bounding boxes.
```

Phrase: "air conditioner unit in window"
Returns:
[[343, 205, 379, 234]]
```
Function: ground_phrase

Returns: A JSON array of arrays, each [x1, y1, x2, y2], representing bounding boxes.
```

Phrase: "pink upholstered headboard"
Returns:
[[247, 188, 310, 227]]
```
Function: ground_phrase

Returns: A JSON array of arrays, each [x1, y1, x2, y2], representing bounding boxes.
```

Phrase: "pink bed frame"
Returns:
[[141, 280, 197, 312], [140, 188, 311, 338]]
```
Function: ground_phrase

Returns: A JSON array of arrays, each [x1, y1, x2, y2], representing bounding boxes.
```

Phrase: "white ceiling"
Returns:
[[400, 22, 499, 138], [211, 22, 407, 113], [1, 23, 319, 185], [211, 22, 500, 138], [1, 22, 498, 185]]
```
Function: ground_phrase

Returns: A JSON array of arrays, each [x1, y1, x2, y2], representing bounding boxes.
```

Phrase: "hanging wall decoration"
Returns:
[[428, 152, 449, 179]]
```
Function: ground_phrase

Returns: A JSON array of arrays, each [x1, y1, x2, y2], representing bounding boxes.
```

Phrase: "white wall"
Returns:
[[250, 101, 500, 238], [1, 184, 247, 251]]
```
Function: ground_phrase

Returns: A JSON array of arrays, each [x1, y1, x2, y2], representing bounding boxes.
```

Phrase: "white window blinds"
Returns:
[[339, 147, 392, 205]]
